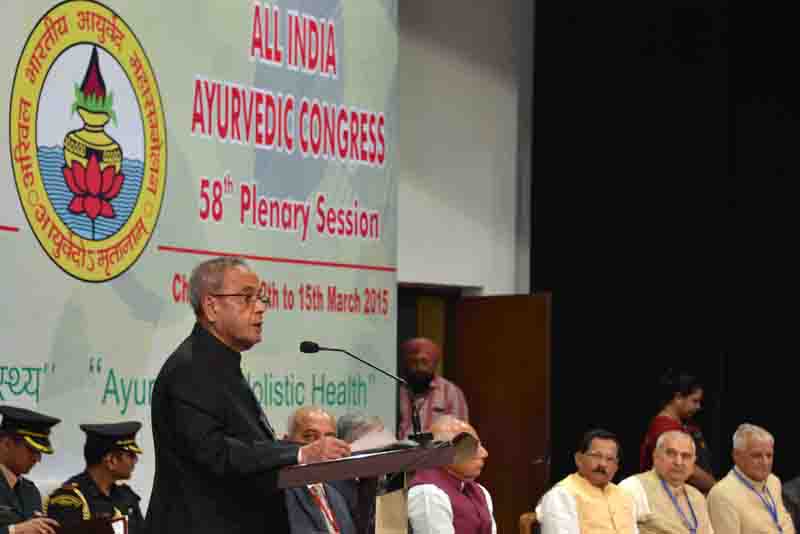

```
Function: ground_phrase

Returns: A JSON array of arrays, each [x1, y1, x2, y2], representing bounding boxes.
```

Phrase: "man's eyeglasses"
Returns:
[[211, 292, 270, 307], [583, 451, 619, 464]]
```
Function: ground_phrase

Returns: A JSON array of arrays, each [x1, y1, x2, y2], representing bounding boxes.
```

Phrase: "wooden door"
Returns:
[[451, 294, 551, 534]]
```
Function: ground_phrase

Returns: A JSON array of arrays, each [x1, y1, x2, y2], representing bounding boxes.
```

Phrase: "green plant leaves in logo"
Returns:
[[71, 84, 118, 126]]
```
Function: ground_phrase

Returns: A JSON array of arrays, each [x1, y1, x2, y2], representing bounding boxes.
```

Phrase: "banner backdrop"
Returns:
[[1, 0, 398, 508]]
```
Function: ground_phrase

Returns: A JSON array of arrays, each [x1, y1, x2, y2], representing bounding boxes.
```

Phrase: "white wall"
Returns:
[[398, 0, 532, 295]]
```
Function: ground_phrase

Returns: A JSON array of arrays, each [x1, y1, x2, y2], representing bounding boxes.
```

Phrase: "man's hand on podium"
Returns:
[[10, 515, 59, 534], [300, 436, 351, 463]]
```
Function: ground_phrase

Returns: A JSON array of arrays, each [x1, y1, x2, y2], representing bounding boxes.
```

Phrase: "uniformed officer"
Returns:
[[46, 422, 144, 534], [0, 405, 60, 534]]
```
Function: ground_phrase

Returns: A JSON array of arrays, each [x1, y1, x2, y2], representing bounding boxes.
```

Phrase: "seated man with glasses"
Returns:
[[619, 430, 714, 534], [707, 423, 795, 534], [536, 429, 637, 534], [283, 407, 356, 534]]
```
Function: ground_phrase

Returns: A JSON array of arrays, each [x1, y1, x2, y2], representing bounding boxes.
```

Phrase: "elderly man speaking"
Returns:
[[146, 257, 351, 534], [620, 430, 714, 534], [707, 423, 794, 534]]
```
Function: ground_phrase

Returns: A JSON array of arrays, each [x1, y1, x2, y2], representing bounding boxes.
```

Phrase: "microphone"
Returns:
[[299, 341, 323, 353], [299, 341, 431, 444]]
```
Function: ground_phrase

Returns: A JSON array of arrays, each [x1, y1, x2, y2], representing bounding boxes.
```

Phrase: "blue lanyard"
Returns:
[[733, 468, 783, 533], [659, 477, 698, 534]]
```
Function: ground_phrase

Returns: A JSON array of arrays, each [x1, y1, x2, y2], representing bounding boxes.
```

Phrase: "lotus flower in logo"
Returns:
[[63, 154, 124, 221]]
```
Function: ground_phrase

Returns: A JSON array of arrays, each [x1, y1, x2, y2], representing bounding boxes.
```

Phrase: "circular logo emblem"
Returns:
[[9, 1, 166, 282]]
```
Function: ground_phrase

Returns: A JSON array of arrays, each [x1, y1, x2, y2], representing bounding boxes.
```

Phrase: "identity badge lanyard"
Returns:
[[733, 468, 783, 533], [659, 477, 698, 534]]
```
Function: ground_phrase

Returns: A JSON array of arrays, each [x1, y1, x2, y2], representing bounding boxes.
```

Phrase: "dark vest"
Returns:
[[409, 468, 492, 534]]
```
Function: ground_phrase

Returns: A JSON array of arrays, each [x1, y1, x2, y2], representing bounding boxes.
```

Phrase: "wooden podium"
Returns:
[[277, 433, 478, 534]]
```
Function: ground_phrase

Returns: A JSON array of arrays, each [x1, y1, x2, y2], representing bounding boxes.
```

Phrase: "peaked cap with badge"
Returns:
[[0, 405, 61, 531], [0, 405, 61, 454], [80, 421, 143, 461]]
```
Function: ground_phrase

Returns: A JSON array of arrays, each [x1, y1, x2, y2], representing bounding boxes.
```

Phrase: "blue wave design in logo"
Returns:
[[38, 146, 144, 241]]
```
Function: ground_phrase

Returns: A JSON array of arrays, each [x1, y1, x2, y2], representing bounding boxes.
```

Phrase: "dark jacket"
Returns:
[[783, 475, 800, 531], [45, 471, 144, 534], [0, 473, 42, 534], [144, 323, 301, 534], [328, 478, 379, 534], [285, 484, 356, 534]]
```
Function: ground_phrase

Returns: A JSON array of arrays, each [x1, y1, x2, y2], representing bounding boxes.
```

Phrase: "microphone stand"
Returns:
[[407, 390, 434, 446], [308, 346, 434, 445]]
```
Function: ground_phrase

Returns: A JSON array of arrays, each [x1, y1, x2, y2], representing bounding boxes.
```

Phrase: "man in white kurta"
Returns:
[[707, 423, 794, 534], [620, 430, 714, 534], [537, 429, 638, 534]]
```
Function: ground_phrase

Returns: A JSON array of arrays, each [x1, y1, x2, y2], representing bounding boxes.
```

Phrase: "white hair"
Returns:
[[733, 423, 774, 450], [337, 413, 384, 443], [655, 430, 696, 454], [188, 256, 249, 315]]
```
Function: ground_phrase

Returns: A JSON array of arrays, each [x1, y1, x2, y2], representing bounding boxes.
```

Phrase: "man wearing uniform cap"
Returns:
[[45, 422, 144, 534], [0, 405, 60, 534]]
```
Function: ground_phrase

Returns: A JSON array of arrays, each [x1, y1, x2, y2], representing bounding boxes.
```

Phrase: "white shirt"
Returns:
[[618, 477, 652, 522], [536, 486, 640, 534], [408, 483, 497, 534]]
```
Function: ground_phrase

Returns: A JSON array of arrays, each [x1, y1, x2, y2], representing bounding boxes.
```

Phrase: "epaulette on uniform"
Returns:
[[44, 483, 91, 520]]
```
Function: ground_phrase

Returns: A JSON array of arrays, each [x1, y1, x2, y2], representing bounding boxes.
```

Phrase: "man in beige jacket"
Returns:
[[620, 430, 713, 534], [707, 423, 794, 534]]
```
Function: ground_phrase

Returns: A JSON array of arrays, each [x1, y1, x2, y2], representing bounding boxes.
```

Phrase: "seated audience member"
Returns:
[[331, 413, 386, 534], [46, 422, 145, 534], [782, 475, 800, 530], [536, 429, 637, 534], [337, 413, 385, 444], [640, 370, 716, 493], [398, 338, 468, 439], [620, 430, 714, 534], [408, 416, 496, 534], [707, 423, 795, 534], [284, 407, 356, 534], [0, 406, 61, 534]]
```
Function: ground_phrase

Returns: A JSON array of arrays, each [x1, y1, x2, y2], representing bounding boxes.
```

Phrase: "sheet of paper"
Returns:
[[350, 429, 398, 452]]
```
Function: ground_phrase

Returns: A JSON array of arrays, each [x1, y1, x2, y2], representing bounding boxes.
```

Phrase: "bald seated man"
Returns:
[[620, 430, 714, 534], [707, 423, 794, 534], [407, 415, 496, 534], [283, 407, 356, 534], [397, 338, 468, 439]]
